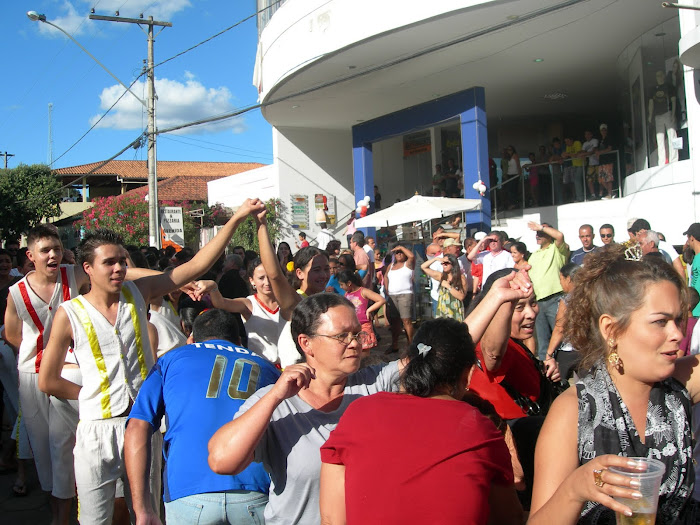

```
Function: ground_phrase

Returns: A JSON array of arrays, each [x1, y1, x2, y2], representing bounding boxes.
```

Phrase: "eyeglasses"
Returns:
[[313, 331, 369, 347], [600, 234, 613, 238]]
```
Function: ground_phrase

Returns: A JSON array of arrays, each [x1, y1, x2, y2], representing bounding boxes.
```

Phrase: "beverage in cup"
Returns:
[[609, 457, 665, 525]]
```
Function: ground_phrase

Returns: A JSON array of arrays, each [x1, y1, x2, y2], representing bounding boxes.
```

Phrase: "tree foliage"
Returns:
[[75, 193, 237, 248], [0, 164, 63, 239], [229, 198, 283, 252]]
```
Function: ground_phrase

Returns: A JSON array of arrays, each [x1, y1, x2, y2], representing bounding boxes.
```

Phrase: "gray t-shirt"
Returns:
[[235, 360, 400, 525]]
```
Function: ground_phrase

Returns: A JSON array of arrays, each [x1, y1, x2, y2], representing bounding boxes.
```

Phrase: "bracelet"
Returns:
[[545, 354, 554, 360]]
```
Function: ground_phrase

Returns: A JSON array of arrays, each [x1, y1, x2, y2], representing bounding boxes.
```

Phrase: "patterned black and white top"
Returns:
[[577, 362, 694, 524]]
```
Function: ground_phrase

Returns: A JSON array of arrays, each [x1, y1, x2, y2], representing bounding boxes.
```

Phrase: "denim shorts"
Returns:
[[164, 490, 268, 525]]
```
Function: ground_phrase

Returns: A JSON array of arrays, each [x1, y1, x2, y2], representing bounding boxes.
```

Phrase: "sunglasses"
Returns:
[[600, 234, 613, 238], [441, 262, 452, 266]]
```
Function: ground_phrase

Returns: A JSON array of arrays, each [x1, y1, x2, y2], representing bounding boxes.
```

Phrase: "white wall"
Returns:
[[207, 165, 279, 208], [275, 126, 355, 246], [256, 0, 496, 99]]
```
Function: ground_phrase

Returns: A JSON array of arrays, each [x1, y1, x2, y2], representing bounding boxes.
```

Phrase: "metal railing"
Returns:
[[490, 149, 623, 221]]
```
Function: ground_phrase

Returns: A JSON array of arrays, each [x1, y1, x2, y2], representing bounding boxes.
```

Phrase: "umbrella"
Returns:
[[354, 195, 482, 228]]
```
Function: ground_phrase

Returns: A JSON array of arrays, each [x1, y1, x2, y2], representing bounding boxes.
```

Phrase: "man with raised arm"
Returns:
[[38, 198, 264, 525], [526, 221, 569, 360]]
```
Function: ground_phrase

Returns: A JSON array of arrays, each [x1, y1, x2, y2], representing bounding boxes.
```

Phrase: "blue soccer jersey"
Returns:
[[128, 339, 280, 502]]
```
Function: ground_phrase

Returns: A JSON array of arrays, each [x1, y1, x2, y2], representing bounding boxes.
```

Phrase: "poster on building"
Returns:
[[290, 195, 309, 230], [403, 130, 431, 157], [159, 206, 185, 248], [314, 193, 336, 225]]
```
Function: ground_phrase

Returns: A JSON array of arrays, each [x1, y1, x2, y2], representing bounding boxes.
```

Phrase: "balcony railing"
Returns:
[[490, 150, 623, 221]]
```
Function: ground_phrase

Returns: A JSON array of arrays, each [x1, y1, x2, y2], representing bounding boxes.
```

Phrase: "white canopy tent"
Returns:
[[354, 195, 482, 228]]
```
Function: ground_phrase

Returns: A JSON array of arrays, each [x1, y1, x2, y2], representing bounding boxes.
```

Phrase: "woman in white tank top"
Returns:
[[384, 244, 416, 353], [198, 258, 283, 364]]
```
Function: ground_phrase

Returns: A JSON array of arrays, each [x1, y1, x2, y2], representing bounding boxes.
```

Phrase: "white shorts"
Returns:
[[48, 366, 82, 499], [19, 370, 52, 492], [74, 417, 162, 525]]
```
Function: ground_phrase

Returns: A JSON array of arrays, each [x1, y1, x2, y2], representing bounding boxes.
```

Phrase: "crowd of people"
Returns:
[[1, 203, 700, 524], [492, 125, 619, 210]]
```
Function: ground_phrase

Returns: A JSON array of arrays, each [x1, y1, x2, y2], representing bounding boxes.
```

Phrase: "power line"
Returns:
[[152, 3, 275, 70], [158, 0, 590, 136], [50, 74, 144, 167], [13, 134, 145, 205], [158, 135, 273, 158]]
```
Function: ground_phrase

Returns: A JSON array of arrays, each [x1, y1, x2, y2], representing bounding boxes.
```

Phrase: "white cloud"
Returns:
[[36, 1, 88, 37], [90, 75, 246, 135]]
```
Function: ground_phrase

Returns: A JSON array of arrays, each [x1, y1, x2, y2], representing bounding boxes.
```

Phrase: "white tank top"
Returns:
[[9, 265, 79, 373], [387, 264, 413, 295], [244, 294, 283, 364], [149, 309, 187, 358], [61, 282, 153, 421]]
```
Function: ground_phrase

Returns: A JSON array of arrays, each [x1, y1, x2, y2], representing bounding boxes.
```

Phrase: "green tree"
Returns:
[[229, 198, 283, 252], [0, 164, 63, 239]]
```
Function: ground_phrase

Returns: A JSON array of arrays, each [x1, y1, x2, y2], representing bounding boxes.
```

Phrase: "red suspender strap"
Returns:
[[18, 282, 45, 373], [60, 267, 70, 302]]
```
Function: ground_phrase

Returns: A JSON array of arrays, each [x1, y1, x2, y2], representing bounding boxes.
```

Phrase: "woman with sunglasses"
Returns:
[[209, 269, 535, 524], [421, 253, 467, 321]]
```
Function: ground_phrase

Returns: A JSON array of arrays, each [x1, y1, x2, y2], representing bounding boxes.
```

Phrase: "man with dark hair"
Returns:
[[125, 309, 280, 524], [599, 224, 615, 246], [38, 199, 266, 524], [570, 224, 598, 266], [526, 221, 569, 361]]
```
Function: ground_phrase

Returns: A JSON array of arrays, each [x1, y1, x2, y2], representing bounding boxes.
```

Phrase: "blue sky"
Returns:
[[1, 1, 273, 169]]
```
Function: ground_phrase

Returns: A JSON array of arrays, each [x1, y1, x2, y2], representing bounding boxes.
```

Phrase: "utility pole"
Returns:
[[0, 152, 15, 169], [89, 13, 171, 249]]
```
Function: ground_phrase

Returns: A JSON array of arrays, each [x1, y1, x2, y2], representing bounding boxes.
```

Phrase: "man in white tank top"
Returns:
[[38, 199, 265, 524], [5, 225, 88, 523]]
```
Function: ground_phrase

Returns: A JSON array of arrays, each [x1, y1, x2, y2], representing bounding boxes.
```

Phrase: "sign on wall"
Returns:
[[159, 206, 185, 248], [290, 195, 309, 230], [314, 194, 337, 225]]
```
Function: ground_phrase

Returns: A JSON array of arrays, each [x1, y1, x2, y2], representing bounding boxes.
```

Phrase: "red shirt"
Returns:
[[470, 339, 541, 420], [299, 240, 309, 248], [321, 392, 513, 525]]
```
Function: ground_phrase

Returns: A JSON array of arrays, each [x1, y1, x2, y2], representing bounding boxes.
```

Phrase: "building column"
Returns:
[[459, 86, 491, 232], [351, 140, 376, 238]]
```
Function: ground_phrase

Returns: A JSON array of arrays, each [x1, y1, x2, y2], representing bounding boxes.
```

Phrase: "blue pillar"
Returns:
[[351, 140, 376, 238], [460, 87, 491, 232]]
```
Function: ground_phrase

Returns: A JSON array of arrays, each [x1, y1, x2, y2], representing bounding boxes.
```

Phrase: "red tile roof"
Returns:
[[54, 160, 265, 180], [124, 175, 223, 202]]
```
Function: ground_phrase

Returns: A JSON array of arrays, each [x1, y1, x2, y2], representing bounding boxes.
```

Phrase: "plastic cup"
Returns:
[[609, 457, 665, 525]]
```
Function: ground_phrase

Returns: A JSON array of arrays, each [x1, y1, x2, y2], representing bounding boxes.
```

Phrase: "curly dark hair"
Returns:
[[564, 244, 688, 371]]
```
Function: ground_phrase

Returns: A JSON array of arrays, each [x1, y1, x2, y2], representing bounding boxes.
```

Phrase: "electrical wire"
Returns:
[[50, 73, 145, 167], [152, 2, 276, 69], [159, 134, 274, 156], [12, 133, 146, 205], [156, 0, 590, 135], [159, 135, 273, 160]]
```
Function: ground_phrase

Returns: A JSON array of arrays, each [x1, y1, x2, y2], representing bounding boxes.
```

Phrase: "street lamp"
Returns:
[[26, 10, 164, 249]]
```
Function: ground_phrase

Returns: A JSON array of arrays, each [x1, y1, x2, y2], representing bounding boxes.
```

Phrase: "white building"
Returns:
[[210, 0, 700, 251]]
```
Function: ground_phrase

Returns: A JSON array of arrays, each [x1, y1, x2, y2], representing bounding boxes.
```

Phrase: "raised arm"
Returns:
[[197, 280, 253, 319], [38, 308, 81, 399], [208, 363, 314, 474], [135, 199, 265, 304], [464, 270, 532, 344], [528, 221, 565, 248], [395, 245, 415, 269], [468, 235, 492, 262], [255, 211, 299, 320], [420, 258, 442, 281]]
